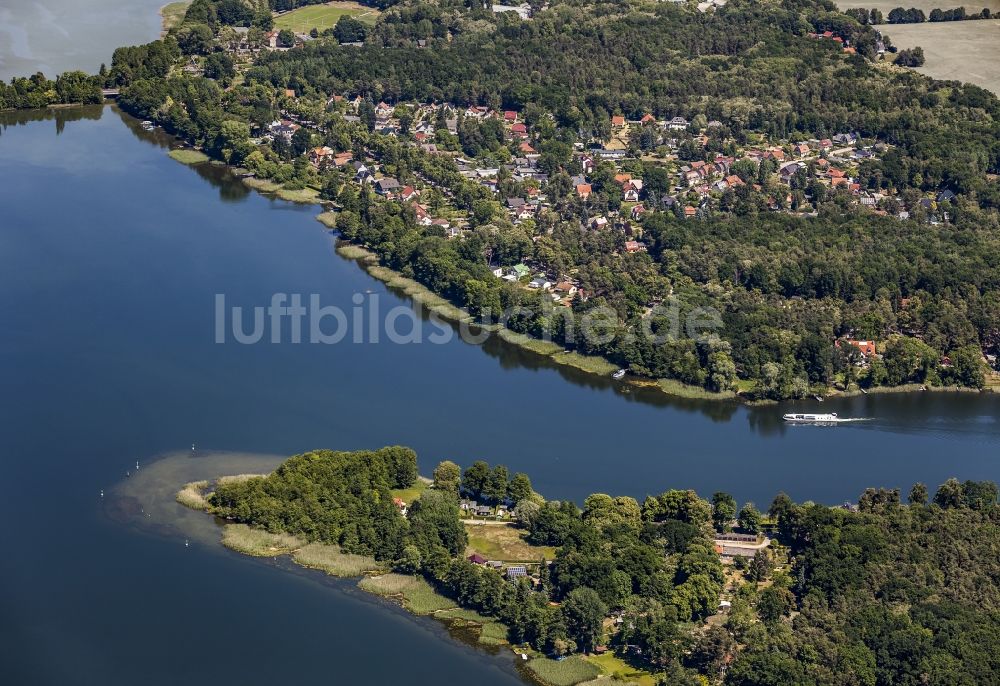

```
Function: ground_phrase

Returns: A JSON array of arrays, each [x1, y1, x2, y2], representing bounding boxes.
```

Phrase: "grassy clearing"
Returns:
[[527, 656, 602, 686], [168, 148, 209, 165], [584, 652, 655, 686], [291, 542, 383, 577], [316, 211, 338, 229], [160, 1, 191, 32], [465, 522, 558, 561], [274, 2, 379, 33], [221, 523, 302, 557], [175, 480, 211, 510], [358, 573, 456, 615], [391, 478, 429, 505]]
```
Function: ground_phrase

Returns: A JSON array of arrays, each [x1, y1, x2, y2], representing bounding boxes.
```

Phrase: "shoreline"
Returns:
[[159, 2, 191, 36], [175, 476, 579, 686], [328, 237, 741, 402], [148, 116, 995, 407], [109, 450, 549, 686]]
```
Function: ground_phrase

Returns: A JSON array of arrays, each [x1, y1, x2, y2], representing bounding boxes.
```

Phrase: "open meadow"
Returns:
[[836, 0, 1000, 14], [880, 19, 1000, 94], [274, 1, 380, 32], [464, 522, 559, 561]]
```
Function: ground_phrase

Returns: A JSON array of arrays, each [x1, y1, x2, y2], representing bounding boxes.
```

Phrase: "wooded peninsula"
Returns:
[[4, 0, 1000, 399], [180, 446, 1000, 686]]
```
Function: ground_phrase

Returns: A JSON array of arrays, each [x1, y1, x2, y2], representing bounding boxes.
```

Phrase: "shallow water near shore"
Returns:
[[4, 105, 1000, 685]]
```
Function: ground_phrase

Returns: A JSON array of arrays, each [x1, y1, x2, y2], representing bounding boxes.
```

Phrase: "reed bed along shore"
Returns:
[[291, 542, 383, 577], [220, 524, 303, 557], [357, 573, 456, 615], [167, 149, 209, 165], [175, 480, 211, 511]]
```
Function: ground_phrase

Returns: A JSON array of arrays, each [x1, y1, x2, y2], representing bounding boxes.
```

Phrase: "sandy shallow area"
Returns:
[[106, 449, 284, 547]]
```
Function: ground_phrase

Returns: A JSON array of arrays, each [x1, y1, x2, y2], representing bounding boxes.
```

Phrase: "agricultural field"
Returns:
[[464, 522, 558, 561], [882, 19, 1000, 94], [835, 0, 1000, 14], [273, 1, 380, 33]]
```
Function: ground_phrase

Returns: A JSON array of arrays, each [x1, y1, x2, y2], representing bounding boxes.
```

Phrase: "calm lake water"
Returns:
[[0, 0, 165, 81], [3, 106, 1000, 684]]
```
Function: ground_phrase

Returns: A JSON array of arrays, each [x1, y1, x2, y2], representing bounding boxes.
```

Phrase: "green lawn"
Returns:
[[273, 2, 380, 33], [391, 478, 429, 505]]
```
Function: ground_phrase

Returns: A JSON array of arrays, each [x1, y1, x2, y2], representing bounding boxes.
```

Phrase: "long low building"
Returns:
[[714, 535, 770, 560]]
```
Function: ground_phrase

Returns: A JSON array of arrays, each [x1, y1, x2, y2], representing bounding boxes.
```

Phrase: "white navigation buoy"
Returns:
[[136, 460, 139, 470], [100, 490, 104, 498], [185, 539, 189, 547], [191, 443, 196, 452]]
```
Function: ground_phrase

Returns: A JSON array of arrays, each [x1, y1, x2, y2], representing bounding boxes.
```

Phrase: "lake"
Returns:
[[0, 0, 166, 82], [3, 106, 1000, 684]]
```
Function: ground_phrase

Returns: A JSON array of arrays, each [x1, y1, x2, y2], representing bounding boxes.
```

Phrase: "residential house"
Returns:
[[375, 177, 401, 196], [309, 146, 335, 166], [667, 116, 689, 131], [844, 339, 877, 358], [554, 281, 578, 297]]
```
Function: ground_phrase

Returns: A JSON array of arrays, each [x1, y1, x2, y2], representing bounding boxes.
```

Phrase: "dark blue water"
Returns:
[[2, 106, 1000, 684]]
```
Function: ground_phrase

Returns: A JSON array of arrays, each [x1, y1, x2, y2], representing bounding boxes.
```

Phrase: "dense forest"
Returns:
[[208, 447, 1000, 685]]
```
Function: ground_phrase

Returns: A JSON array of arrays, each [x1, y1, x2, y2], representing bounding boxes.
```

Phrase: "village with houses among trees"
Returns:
[[202, 445, 1000, 685], [4, 0, 1000, 402]]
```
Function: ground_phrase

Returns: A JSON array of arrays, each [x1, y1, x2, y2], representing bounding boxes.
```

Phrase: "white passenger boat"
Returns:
[[782, 412, 841, 423]]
